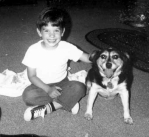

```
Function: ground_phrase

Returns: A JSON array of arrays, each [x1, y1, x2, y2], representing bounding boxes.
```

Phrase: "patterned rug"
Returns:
[[86, 28, 149, 72]]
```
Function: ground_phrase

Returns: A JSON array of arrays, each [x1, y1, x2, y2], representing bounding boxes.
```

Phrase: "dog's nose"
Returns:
[[106, 62, 112, 69]]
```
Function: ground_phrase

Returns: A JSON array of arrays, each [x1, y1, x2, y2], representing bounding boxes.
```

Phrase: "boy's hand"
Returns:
[[48, 86, 62, 98], [79, 53, 92, 63]]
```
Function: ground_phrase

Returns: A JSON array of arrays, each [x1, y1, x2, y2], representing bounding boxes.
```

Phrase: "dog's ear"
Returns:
[[89, 50, 101, 62], [122, 51, 133, 67], [121, 52, 130, 62], [124, 51, 136, 63], [124, 52, 130, 59]]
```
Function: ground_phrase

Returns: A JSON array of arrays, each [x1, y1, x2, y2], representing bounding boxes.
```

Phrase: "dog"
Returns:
[[84, 48, 133, 124]]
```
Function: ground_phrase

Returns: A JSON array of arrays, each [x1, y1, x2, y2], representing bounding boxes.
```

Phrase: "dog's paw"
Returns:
[[84, 113, 93, 120], [124, 117, 133, 125]]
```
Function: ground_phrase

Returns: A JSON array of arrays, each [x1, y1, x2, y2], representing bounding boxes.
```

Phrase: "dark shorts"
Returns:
[[22, 77, 86, 111]]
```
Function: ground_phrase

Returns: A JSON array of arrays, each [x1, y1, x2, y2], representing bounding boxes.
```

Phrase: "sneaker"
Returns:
[[24, 105, 47, 121], [71, 102, 80, 115]]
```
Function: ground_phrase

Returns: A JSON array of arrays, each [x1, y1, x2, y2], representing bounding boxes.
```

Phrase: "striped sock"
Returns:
[[47, 102, 56, 113]]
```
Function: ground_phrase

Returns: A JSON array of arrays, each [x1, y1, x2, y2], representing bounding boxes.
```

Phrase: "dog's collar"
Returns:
[[106, 76, 114, 89], [104, 73, 120, 89], [107, 81, 113, 89]]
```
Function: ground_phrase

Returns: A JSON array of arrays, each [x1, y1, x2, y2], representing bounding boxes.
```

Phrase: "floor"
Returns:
[[0, 0, 149, 137]]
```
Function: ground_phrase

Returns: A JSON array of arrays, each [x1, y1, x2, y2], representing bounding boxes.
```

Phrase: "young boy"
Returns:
[[22, 7, 91, 121]]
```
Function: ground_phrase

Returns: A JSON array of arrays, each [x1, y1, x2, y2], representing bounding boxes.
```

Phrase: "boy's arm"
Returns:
[[79, 52, 92, 63], [27, 67, 61, 98], [27, 66, 51, 93]]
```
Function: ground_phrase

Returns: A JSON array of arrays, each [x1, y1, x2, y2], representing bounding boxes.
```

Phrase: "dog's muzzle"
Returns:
[[106, 62, 112, 69], [104, 62, 114, 78]]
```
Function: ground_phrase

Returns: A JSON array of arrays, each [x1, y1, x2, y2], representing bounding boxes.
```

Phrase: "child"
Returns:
[[22, 7, 91, 121]]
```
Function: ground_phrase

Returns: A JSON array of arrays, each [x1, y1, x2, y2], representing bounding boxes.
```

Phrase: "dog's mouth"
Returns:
[[104, 69, 115, 78], [99, 65, 116, 78]]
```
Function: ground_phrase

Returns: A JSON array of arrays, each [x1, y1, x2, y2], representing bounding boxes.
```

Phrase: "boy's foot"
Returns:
[[24, 105, 47, 121], [71, 102, 80, 115]]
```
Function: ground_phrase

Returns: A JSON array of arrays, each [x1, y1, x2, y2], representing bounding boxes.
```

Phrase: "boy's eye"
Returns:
[[42, 28, 49, 32], [45, 30, 49, 32], [55, 29, 60, 33]]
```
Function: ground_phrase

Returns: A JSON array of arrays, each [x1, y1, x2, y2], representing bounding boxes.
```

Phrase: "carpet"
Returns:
[[0, 134, 41, 137], [1, 2, 149, 137], [86, 28, 149, 72]]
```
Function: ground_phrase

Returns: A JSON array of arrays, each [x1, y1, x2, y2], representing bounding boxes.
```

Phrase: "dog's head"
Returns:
[[89, 48, 130, 78]]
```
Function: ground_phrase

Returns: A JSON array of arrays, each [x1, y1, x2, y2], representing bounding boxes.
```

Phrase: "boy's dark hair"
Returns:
[[36, 7, 66, 31]]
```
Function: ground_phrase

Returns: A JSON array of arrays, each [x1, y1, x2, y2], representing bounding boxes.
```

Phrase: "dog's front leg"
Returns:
[[84, 86, 98, 120], [119, 90, 133, 124]]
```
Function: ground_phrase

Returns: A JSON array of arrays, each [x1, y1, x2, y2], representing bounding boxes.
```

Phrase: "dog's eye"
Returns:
[[100, 55, 106, 59], [113, 55, 119, 59]]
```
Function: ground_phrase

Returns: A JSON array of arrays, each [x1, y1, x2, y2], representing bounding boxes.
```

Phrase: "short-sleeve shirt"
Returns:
[[22, 40, 83, 84]]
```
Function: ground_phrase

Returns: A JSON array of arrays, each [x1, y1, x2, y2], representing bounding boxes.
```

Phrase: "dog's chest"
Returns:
[[93, 77, 125, 98], [102, 77, 118, 89]]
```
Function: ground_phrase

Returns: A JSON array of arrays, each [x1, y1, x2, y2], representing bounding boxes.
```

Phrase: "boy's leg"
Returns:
[[55, 78, 86, 112], [22, 84, 61, 121], [22, 84, 53, 106], [22, 78, 86, 121]]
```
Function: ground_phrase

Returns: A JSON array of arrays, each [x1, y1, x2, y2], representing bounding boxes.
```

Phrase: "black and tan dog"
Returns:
[[84, 48, 133, 124]]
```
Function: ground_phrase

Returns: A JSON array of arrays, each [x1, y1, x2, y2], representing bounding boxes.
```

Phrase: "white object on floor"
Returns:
[[68, 69, 87, 84], [0, 69, 31, 97], [0, 68, 87, 97]]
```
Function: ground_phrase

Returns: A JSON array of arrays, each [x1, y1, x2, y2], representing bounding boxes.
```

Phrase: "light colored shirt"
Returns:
[[22, 40, 83, 84]]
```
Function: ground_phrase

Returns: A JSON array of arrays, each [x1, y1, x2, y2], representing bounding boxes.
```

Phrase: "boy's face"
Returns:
[[37, 22, 65, 49]]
